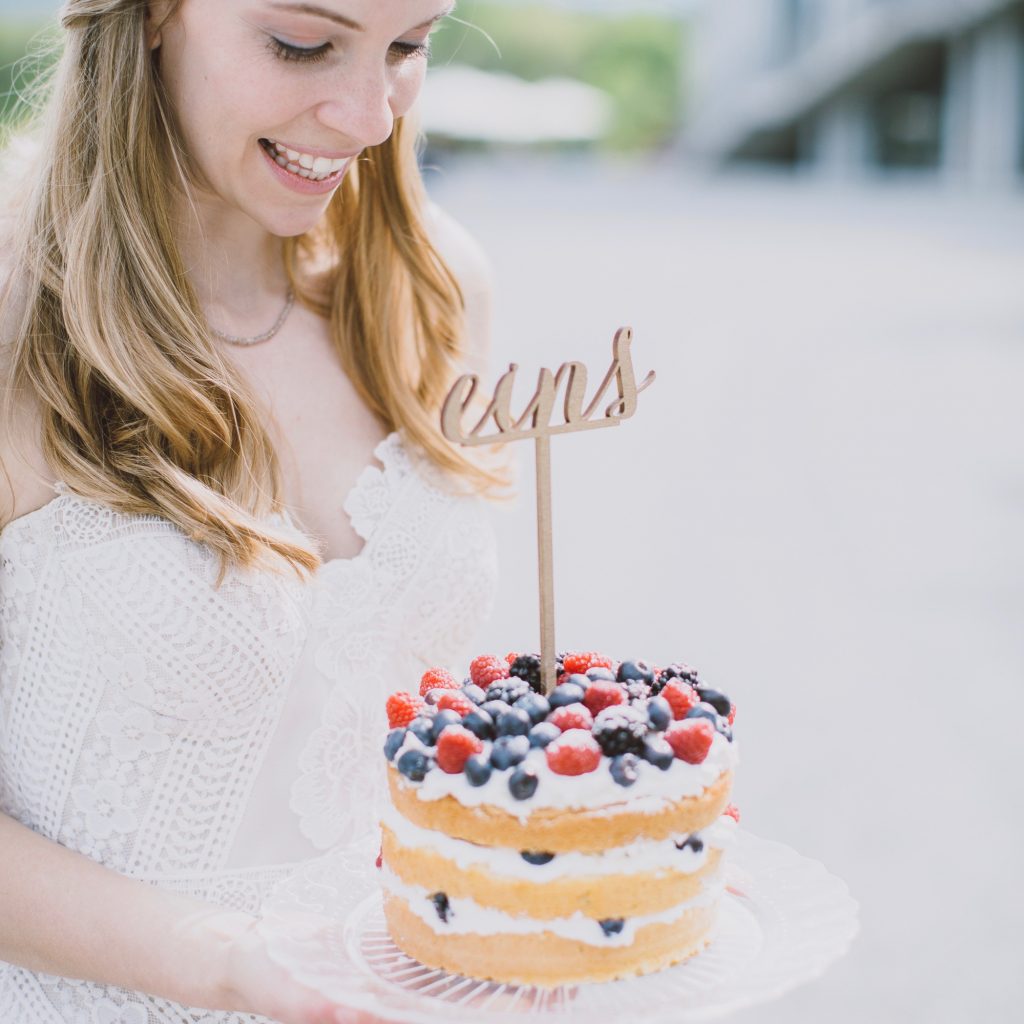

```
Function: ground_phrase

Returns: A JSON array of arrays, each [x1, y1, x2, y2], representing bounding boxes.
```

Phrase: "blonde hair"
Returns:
[[0, 0, 494, 580]]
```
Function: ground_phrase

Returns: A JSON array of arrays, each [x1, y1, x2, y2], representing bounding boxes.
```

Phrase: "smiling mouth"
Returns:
[[258, 138, 348, 182]]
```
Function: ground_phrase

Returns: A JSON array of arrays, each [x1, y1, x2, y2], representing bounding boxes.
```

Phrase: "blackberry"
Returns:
[[610, 753, 640, 787], [652, 662, 699, 697], [496, 708, 532, 738], [646, 696, 672, 732], [508, 764, 539, 800], [490, 735, 530, 770], [599, 918, 625, 937], [622, 679, 651, 704], [396, 749, 433, 782], [462, 708, 495, 741], [514, 692, 551, 726], [528, 722, 561, 748], [675, 835, 704, 855], [509, 653, 558, 694], [429, 891, 451, 923], [486, 678, 531, 706], [592, 705, 648, 757], [520, 850, 556, 865], [696, 686, 731, 717], [464, 752, 492, 787], [383, 728, 406, 762]]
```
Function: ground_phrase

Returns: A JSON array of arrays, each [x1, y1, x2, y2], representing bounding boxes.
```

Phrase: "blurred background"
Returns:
[[3, 1, 1023, 1021]]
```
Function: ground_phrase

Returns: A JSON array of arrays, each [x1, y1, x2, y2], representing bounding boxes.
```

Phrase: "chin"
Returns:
[[256, 202, 334, 239]]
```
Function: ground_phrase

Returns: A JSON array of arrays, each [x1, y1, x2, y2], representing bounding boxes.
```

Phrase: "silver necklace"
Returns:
[[209, 288, 295, 346]]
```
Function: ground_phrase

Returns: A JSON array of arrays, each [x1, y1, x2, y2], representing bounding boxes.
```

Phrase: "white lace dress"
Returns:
[[0, 432, 498, 1023]]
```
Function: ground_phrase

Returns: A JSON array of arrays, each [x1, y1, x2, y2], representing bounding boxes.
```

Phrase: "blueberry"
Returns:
[[429, 891, 451, 923], [617, 660, 654, 684], [586, 667, 616, 682], [431, 709, 463, 742], [528, 722, 561, 748], [406, 716, 435, 746], [396, 749, 433, 782], [509, 764, 539, 800], [646, 696, 672, 732], [461, 683, 487, 706], [481, 699, 512, 721], [566, 672, 591, 689], [599, 918, 625, 937], [464, 752, 493, 787], [462, 708, 495, 741], [641, 735, 675, 771], [549, 682, 585, 709], [696, 686, 731, 717], [674, 835, 704, 854], [496, 708, 532, 738], [610, 753, 640, 787], [514, 692, 551, 726], [520, 850, 556, 865], [490, 735, 530, 770], [383, 728, 406, 762], [685, 702, 731, 740]]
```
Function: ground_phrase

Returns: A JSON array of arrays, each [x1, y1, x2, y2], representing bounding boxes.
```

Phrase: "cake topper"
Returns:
[[441, 327, 655, 694]]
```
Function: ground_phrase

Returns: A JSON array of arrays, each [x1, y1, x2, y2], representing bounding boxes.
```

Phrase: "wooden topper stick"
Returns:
[[441, 328, 655, 694]]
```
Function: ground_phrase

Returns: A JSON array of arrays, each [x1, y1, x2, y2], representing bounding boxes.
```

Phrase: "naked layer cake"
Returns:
[[378, 652, 739, 987]]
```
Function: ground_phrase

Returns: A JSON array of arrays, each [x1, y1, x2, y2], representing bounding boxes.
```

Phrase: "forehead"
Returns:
[[247, 0, 454, 31]]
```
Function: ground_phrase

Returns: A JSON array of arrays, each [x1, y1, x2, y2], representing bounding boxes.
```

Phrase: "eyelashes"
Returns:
[[267, 37, 432, 65]]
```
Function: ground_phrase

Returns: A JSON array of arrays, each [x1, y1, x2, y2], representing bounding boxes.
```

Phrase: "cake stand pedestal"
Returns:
[[260, 831, 858, 1023]]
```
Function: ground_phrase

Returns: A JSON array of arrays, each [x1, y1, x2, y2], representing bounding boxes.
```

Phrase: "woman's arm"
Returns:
[[0, 812, 372, 1023]]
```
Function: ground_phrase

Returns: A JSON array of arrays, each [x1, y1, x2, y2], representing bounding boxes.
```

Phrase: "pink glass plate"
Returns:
[[261, 830, 858, 1022]]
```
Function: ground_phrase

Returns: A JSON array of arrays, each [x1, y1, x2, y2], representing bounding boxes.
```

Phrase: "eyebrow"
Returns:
[[265, 3, 456, 32]]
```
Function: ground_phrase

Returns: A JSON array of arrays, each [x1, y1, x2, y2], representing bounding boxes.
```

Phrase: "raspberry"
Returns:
[[665, 718, 715, 764], [470, 655, 510, 689], [592, 705, 648, 757], [545, 729, 602, 775], [386, 691, 425, 728], [661, 679, 700, 720], [583, 680, 626, 717], [728, 702, 736, 726], [505, 652, 519, 666], [436, 725, 484, 774], [375, 844, 383, 869], [562, 652, 614, 676], [724, 804, 741, 823], [419, 667, 459, 697], [437, 691, 475, 717], [548, 704, 594, 732]]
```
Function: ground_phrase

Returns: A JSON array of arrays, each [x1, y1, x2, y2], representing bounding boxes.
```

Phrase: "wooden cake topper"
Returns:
[[442, 327, 656, 694]]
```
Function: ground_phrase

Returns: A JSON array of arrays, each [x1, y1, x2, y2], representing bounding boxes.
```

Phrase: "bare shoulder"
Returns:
[[425, 202, 494, 375]]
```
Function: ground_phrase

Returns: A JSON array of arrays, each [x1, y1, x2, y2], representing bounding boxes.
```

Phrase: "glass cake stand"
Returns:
[[260, 831, 858, 1022]]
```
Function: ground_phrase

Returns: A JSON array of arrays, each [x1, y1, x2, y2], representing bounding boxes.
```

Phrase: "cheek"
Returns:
[[390, 63, 429, 118]]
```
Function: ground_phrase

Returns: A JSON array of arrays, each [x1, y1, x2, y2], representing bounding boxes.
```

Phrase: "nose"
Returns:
[[314, 62, 396, 150]]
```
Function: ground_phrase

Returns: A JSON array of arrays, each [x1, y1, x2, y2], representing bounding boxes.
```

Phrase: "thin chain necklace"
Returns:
[[209, 288, 295, 346]]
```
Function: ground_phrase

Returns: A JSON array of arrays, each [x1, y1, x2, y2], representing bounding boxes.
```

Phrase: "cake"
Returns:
[[377, 652, 739, 988]]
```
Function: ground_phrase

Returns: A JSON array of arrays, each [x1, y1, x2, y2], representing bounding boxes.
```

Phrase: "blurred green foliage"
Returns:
[[0, 19, 57, 137], [431, 2, 684, 150]]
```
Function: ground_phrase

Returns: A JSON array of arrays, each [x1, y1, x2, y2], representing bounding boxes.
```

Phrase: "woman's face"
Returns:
[[152, 0, 452, 237]]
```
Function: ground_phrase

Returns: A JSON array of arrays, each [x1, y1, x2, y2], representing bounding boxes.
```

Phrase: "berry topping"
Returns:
[[545, 729, 602, 776], [592, 705, 648, 757], [548, 703, 595, 732], [461, 683, 487, 706], [436, 725, 485, 774], [514, 692, 552, 725], [599, 918, 625, 937], [406, 716, 436, 746], [583, 680, 626, 717], [675, 835, 704, 854], [548, 681, 587, 709], [665, 718, 715, 764], [419, 667, 459, 697], [470, 654, 511, 689], [490, 734, 531, 770], [652, 662, 699, 696], [661, 678, 700, 720], [504, 651, 519, 666], [728, 702, 736, 726], [617, 659, 654, 684], [429, 891, 451, 923], [386, 691, 425, 729], [586, 667, 616, 682], [481, 699, 512, 721], [430, 709, 464, 742], [610, 752, 641, 787], [685, 703, 732, 740], [696, 686, 731, 718], [520, 850, 556, 865], [724, 804, 740, 823], [383, 728, 406, 762], [396, 748, 433, 781], [646, 696, 673, 732], [496, 708, 532, 738], [641, 734, 675, 771], [509, 764, 540, 800], [562, 652, 613, 675], [486, 677, 532, 706], [437, 691, 476, 717], [462, 708, 496, 741], [508, 653, 549, 693], [464, 752, 493, 787], [528, 722, 561, 748]]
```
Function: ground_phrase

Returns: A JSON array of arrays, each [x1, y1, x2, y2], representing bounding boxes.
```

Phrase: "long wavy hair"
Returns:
[[0, 0, 495, 580]]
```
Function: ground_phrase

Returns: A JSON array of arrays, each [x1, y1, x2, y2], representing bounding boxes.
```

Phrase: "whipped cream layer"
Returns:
[[393, 730, 738, 821], [382, 804, 738, 881], [380, 866, 725, 948]]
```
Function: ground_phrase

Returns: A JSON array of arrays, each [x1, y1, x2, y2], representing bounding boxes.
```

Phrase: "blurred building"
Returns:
[[684, 0, 1024, 187]]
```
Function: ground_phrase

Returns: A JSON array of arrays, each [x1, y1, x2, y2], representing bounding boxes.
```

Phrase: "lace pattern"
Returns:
[[0, 431, 498, 1022]]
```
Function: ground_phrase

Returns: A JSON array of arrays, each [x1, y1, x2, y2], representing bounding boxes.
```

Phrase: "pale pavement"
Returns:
[[428, 156, 1024, 1024]]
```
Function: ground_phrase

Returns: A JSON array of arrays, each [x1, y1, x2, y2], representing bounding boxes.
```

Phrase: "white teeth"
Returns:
[[275, 155, 287, 167], [298, 168, 311, 178], [264, 139, 345, 181], [311, 156, 331, 174], [286, 148, 300, 162], [286, 162, 300, 173], [298, 153, 314, 169], [329, 157, 346, 173]]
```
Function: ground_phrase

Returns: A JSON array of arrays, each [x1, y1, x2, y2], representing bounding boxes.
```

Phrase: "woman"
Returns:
[[0, 2, 499, 1021]]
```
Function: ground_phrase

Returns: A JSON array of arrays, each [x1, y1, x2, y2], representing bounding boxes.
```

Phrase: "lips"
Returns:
[[258, 138, 349, 181]]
